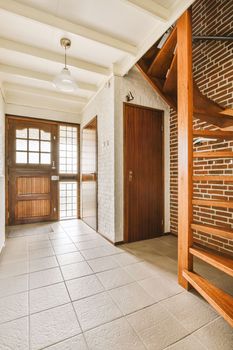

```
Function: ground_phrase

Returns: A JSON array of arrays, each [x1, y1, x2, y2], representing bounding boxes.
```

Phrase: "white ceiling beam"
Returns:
[[0, 37, 110, 76], [0, 64, 98, 92], [0, 0, 137, 55], [3, 82, 88, 104], [121, 0, 170, 21]]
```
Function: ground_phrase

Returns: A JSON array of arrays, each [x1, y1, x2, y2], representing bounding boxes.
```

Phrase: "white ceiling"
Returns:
[[0, 0, 195, 116]]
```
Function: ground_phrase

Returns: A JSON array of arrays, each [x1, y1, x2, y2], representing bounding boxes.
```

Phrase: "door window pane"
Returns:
[[16, 152, 27, 163], [16, 128, 27, 139], [41, 153, 51, 164], [40, 130, 51, 140], [16, 139, 27, 151], [29, 128, 39, 139], [29, 140, 39, 152], [29, 152, 39, 164], [41, 141, 51, 152]]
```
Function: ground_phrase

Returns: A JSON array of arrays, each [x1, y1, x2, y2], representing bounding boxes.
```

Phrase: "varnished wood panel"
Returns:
[[16, 199, 50, 218], [16, 176, 50, 195], [124, 103, 164, 243]]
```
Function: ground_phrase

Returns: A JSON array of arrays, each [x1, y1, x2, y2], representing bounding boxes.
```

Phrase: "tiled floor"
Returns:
[[0, 220, 232, 350]]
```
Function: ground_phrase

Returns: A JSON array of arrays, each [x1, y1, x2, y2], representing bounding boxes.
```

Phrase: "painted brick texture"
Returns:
[[170, 0, 233, 255]]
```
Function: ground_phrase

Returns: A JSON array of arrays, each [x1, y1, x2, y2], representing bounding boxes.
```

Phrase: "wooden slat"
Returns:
[[177, 9, 193, 289], [191, 223, 233, 240], [163, 51, 177, 95], [190, 247, 233, 277], [148, 27, 177, 78], [193, 175, 233, 181], [192, 199, 233, 208], [193, 151, 233, 158], [193, 129, 233, 139], [183, 270, 233, 327]]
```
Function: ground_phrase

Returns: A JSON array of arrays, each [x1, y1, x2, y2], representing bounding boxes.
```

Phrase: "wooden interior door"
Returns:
[[124, 103, 164, 242], [81, 117, 98, 230], [7, 117, 59, 225]]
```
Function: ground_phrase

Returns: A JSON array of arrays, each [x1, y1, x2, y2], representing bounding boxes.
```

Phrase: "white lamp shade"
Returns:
[[53, 67, 78, 92]]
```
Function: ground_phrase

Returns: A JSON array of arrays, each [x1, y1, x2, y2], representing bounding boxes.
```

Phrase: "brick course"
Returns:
[[170, 0, 233, 255]]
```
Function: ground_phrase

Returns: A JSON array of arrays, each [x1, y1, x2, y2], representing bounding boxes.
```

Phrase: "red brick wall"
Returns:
[[170, 0, 233, 255]]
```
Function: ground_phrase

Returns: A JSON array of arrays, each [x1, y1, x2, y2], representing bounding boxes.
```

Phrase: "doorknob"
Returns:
[[129, 170, 133, 182]]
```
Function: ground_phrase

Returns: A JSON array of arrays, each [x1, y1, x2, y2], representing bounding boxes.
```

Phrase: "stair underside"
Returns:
[[183, 270, 233, 327], [191, 223, 233, 240], [190, 247, 233, 277]]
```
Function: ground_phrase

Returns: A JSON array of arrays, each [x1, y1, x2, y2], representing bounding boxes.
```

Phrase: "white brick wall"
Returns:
[[81, 77, 115, 242]]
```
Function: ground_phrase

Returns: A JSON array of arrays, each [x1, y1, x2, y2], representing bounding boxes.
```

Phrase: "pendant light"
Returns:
[[53, 38, 78, 92]]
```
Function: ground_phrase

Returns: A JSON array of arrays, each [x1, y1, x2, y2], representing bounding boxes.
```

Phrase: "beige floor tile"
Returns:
[[127, 303, 189, 350], [66, 275, 104, 301], [109, 282, 155, 315], [29, 267, 63, 289], [70, 233, 100, 242], [80, 247, 113, 260], [30, 304, 81, 350], [164, 335, 206, 350], [30, 282, 70, 314], [0, 291, 28, 324], [84, 317, 146, 350], [0, 274, 29, 298], [53, 243, 78, 255], [61, 261, 93, 280], [0, 316, 29, 350], [161, 291, 218, 332], [51, 238, 72, 247], [0, 260, 29, 278], [97, 267, 134, 290], [87, 255, 119, 273], [124, 261, 158, 281], [139, 275, 183, 302], [113, 252, 142, 267], [29, 247, 55, 260], [73, 291, 122, 331], [56, 251, 84, 266], [44, 334, 88, 349], [29, 256, 58, 273], [193, 317, 233, 350]]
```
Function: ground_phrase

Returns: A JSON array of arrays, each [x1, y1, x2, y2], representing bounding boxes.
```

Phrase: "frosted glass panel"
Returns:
[[29, 140, 39, 152], [41, 153, 51, 164], [16, 139, 27, 151], [16, 152, 27, 163], [29, 128, 39, 139], [29, 152, 39, 164], [59, 182, 77, 219], [40, 130, 51, 140], [41, 141, 51, 152], [59, 125, 78, 174], [16, 128, 27, 139]]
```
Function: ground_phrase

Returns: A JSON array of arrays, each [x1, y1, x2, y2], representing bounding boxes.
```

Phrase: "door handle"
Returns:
[[129, 170, 133, 182]]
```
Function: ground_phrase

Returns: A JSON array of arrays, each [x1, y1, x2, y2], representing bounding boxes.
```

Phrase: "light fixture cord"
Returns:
[[65, 46, 67, 68]]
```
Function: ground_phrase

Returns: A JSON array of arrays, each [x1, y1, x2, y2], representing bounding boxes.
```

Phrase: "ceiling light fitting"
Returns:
[[53, 38, 78, 92]]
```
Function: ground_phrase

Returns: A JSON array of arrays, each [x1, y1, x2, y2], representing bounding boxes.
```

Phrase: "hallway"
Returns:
[[0, 220, 232, 349]]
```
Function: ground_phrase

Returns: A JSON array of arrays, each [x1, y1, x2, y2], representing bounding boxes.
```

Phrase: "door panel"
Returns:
[[124, 103, 164, 242], [81, 117, 98, 230]]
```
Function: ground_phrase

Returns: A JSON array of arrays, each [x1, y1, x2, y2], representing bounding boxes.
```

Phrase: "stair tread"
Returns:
[[191, 223, 233, 240], [193, 129, 233, 139], [148, 27, 177, 78], [190, 247, 233, 277], [193, 175, 233, 181], [193, 151, 233, 158], [192, 199, 233, 208], [183, 270, 233, 327]]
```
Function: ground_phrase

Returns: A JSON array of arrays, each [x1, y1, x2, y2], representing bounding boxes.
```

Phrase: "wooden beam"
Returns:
[[0, 64, 97, 92], [177, 9, 193, 289], [122, 0, 170, 21], [0, 0, 137, 55], [3, 82, 88, 104], [0, 37, 110, 76]]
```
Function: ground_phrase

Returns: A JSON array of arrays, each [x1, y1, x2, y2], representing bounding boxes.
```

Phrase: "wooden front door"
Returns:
[[7, 118, 58, 225], [124, 103, 164, 242]]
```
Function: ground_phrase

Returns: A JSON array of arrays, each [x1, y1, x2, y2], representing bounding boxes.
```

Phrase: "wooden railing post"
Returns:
[[177, 8, 193, 289]]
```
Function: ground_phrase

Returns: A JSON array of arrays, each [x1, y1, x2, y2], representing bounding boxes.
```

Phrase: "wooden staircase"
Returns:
[[136, 9, 233, 327]]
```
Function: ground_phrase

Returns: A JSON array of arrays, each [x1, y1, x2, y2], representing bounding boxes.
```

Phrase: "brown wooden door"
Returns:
[[81, 117, 98, 231], [7, 117, 59, 225], [124, 103, 164, 242]]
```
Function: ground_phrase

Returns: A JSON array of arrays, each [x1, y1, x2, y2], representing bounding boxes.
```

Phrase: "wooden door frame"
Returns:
[[81, 116, 98, 231], [123, 102, 165, 243], [5, 114, 80, 225]]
